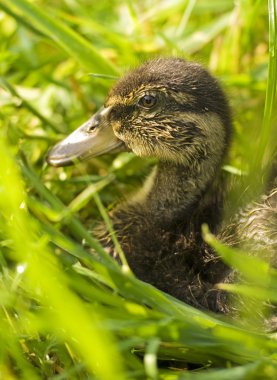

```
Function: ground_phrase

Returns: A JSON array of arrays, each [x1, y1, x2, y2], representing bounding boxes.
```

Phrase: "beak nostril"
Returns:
[[87, 124, 96, 132], [86, 121, 98, 132]]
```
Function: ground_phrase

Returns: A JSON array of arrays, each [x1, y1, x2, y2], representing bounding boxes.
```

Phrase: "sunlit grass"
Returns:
[[0, 0, 276, 378]]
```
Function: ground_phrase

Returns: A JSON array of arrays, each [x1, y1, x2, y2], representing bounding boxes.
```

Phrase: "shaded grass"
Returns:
[[0, 0, 276, 379]]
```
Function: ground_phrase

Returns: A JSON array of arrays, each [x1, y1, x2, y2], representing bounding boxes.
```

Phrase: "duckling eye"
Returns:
[[138, 94, 157, 109]]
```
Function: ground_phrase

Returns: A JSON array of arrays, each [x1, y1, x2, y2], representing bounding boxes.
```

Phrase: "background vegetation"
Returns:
[[0, 0, 277, 379]]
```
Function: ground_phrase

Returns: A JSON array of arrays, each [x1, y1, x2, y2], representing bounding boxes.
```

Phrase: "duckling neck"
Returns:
[[130, 160, 222, 230]]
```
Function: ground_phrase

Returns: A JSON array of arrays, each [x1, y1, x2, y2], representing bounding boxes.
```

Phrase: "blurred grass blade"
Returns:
[[0, 78, 62, 133], [203, 225, 270, 286], [178, 12, 233, 54], [1, 0, 119, 75], [175, 0, 197, 37], [219, 283, 277, 302], [19, 155, 117, 268], [254, 0, 277, 169], [173, 360, 277, 380], [0, 313, 40, 380], [93, 192, 132, 274], [68, 174, 115, 213], [144, 338, 160, 380], [0, 135, 127, 380], [0, 1, 45, 37]]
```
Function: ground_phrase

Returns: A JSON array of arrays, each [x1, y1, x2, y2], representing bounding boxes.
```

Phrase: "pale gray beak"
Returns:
[[46, 107, 126, 167]]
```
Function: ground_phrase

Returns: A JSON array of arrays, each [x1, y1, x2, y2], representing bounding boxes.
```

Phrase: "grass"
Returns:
[[0, 0, 277, 378]]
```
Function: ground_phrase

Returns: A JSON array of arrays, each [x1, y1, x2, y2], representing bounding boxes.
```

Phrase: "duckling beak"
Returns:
[[46, 107, 125, 167]]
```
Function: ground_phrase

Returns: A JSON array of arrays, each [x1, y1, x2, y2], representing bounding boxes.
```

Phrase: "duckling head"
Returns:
[[47, 58, 232, 169]]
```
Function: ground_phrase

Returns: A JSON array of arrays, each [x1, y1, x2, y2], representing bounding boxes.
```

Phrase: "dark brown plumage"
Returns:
[[47, 57, 276, 314]]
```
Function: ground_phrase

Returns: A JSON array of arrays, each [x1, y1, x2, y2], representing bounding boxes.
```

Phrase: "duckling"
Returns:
[[47, 57, 276, 313]]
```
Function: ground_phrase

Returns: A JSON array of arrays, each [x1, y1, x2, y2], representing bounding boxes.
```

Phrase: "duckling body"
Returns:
[[95, 160, 232, 310], [47, 58, 276, 313]]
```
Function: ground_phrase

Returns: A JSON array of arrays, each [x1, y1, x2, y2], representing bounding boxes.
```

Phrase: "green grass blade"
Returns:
[[0, 78, 62, 133], [178, 12, 233, 54], [19, 155, 117, 268], [0, 135, 127, 380], [93, 192, 132, 274], [172, 360, 277, 380], [1, 0, 119, 75], [203, 225, 271, 286], [253, 0, 277, 169]]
